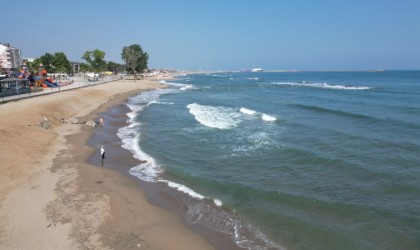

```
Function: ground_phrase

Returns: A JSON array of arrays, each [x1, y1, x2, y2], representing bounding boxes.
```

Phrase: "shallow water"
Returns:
[[119, 71, 420, 249]]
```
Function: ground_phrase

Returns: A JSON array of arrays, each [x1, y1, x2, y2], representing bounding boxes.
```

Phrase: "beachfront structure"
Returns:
[[71, 61, 80, 75], [0, 43, 22, 72], [23, 57, 35, 63]]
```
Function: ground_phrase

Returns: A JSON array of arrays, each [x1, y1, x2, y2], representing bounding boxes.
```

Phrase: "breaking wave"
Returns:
[[187, 103, 242, 129], [271, 81, 372, 90]]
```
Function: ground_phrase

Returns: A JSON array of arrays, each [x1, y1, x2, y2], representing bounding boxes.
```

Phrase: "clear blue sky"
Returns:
[[2, 0, 419, 70]]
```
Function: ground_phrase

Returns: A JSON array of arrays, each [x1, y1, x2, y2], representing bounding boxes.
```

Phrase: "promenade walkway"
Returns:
[[0, 76, 122, 104]]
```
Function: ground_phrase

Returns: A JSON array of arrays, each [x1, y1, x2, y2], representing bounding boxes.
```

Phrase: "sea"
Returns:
[[116, 71, 420, 250]]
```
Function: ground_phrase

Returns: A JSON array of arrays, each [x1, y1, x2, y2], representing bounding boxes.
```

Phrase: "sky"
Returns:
[[2, 0, 419, 70]]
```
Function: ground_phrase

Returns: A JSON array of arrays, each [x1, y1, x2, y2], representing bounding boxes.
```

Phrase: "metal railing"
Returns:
[[0, 79, 32, 98], [0, 75, 123, 103]]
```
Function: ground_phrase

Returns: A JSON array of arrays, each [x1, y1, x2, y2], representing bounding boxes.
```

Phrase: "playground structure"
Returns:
[[18, 64, 73, 88], [1, 63, 122, 100], [1, 73, 123, 102]]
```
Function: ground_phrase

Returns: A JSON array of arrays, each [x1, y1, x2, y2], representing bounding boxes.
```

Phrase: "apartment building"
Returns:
[[0, 43, 22, 72]]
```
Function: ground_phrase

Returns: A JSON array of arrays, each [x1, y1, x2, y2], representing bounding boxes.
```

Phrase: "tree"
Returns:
[[82, 49, 106, 73], [107, 61, 125, 74], [52, 52, 72, 73], [23, 59, 36, 72], [31, 52, 71, 74], [79, 63, 91, 73], [36, 53, 54, 72], [121, 44, 149, 80]]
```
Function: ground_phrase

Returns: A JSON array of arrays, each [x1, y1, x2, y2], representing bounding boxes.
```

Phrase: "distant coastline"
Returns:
[[238, 69, 388, 73], [194, 69, 420, 74]]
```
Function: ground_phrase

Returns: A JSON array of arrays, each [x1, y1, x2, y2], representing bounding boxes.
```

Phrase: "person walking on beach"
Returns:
[[99, 117, 104, 127], [100, 146, 105, 166]]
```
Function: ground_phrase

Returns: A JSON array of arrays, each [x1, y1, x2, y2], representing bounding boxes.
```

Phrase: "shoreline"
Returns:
[[0, 79, 219, 249], [86, 95, 241, 250]]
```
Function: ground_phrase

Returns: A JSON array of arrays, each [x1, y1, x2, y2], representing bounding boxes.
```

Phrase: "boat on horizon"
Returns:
[[240, 68, 263, 72]]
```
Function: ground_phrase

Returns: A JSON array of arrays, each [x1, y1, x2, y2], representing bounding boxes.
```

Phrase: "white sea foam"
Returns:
[[118, 122, 163, 182], [248, 132, 271, 147], [126, 110, 138, 123], [272, 81, 372, 90], [230, 130, 284, 156], [180, 84, 195, 91], [149, 99, 175, 105], [160, 180, 223, 206], [164, 181, 205, 199], [185, 199, 282, 249], [121, 90, 283, 249], [261, 113, 277, 121], [187, 103, 241, 129], [240, 107, 279, 122], [155, 101, 174, 105], [120, 90, 225, 206], [213, 199, 223, 207], [232, 222, 285, 250], [117, 89, 175, 182], [239, 107, 257, 115], [165, 82, 196, 91]]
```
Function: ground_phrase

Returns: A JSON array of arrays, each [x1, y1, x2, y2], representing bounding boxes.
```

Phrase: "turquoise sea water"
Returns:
[[119, 71, 420, 249]]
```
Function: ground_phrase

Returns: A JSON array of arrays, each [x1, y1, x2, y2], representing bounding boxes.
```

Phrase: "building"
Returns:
[[70, 61, 80, 75], [22, 57, 35, 63], [0, 43, 22, 72]]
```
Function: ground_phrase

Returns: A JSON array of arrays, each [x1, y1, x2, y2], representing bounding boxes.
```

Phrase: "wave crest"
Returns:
[[272, 81, 372, 90], [261, 113, 277, 122], [187, 103, 241, 129], [240, 107, 257, 115]]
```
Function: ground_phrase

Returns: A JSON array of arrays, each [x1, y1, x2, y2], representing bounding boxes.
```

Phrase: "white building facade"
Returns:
[[0, 43, 22, 71]]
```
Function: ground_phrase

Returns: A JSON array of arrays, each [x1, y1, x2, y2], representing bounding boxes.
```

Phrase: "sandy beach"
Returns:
[[0, 79, 216, 249]]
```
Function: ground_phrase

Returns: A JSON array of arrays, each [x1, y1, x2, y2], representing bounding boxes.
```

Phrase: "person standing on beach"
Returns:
[[100, 146, 105, 166], [99, 117, 104, 127]]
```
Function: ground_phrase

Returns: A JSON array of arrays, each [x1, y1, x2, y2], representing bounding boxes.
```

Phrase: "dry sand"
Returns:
[[0, 79, 215, 249]]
